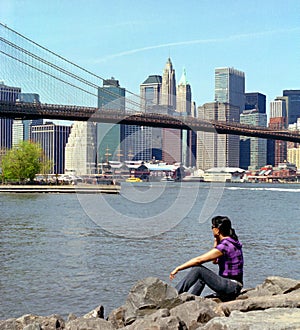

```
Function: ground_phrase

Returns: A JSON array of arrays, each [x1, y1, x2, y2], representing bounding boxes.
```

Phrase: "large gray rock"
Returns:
[[243, 276, 300, 298], [65, 317, 115, 330], [121, 277, 182, 325], [0, 314, 65, 330], [108, 306, 126, 329], [199, 308, 300, 330], [19, 314, 65, 330], [0, 318, 19, 330], [170, 299, 223, 330], [219, 285, 300, 315], [122, 315, 187, 330], [23, 324, 41, 330], [120, 308, 187, 329]]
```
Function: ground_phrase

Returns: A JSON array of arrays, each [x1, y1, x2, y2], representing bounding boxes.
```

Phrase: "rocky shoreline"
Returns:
[[1, 276, 299, 330]]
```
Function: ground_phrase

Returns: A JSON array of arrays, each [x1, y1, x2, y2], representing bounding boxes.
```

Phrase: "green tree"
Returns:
[[1, 141, 51, 183]]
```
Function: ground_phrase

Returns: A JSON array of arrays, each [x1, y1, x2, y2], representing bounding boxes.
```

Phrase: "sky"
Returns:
[[1, 0, 299, 115]]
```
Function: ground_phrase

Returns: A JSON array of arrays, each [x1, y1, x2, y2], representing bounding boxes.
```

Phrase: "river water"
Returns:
[[0, 182, 299, 319]]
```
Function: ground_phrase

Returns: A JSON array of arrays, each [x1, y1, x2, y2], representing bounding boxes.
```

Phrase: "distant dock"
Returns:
[[0, 183, 121, 194]]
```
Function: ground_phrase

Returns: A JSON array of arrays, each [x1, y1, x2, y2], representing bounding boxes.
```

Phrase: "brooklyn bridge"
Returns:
[[1, 100, 300, 143], [1, 22, 299, 143]]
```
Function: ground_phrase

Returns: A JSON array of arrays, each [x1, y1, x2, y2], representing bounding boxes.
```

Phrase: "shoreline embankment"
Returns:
[[1, 276, 299, 329], [0, 183, 120, 194]]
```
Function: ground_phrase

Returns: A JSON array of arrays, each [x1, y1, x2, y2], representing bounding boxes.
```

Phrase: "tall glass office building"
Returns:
[[140, 75, 162, 161], [97, 78, 125, 162], [240, 110, 267, 169], [245, 92, 266, 114], [215, 67, 245, 114], [283, 90, 300, 125]]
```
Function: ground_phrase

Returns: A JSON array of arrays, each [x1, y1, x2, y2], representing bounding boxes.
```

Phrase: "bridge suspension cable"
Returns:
[[0, 22, 144, 111]]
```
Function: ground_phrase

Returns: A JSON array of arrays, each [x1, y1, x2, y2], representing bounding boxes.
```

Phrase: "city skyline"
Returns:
[[1, 0, 299, 113]]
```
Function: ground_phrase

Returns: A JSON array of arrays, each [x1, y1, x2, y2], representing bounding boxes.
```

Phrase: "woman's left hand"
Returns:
[[169, 268, 178, 280]]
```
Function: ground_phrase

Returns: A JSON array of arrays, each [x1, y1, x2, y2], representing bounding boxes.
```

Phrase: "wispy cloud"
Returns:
[[95, 27, 300, 62]]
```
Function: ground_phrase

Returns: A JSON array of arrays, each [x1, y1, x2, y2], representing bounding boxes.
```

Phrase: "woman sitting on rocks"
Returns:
[[170, 215, 244, 301]]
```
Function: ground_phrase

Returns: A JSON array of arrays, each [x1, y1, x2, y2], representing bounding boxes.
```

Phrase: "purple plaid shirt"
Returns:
[[215, 237, 244, 283]]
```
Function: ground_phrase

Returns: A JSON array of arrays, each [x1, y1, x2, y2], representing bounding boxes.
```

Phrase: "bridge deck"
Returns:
[[1, 101, 300, 143]]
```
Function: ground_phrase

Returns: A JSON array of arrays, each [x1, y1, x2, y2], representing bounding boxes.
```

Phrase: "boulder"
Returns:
[[199, 308, 300, 330], [23, 324, 42, 330], [122, 315, 187, 330], [108, 306, 126, 329], [121, 277, 182, 325], [219, 280, 300, 315], [170, 298, 223, 330], [83, 305, 104, 319], [0, 314, 65, 330], [243, 276, 300, 298], [0, 318, 20, 330], [65, 317, 115, 330], [119, 308, 187, 329]]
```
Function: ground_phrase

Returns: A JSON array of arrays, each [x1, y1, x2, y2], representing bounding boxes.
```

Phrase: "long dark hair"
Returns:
[[211, 216, 239, 241]]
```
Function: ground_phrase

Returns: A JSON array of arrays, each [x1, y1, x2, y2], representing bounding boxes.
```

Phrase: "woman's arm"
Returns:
[[212, 238, 220, 264], [169, 248, 223, 280], [213, 237, 220, 248]]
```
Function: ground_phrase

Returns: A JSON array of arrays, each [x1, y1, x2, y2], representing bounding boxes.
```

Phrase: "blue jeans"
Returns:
[[175, 265, 242, 300]]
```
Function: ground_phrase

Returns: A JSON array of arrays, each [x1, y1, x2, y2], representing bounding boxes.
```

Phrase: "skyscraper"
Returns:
[[240, 109, 267, 169], [176, 68, 193, 166], [215, 67, 245, 113], [121, 125, 152, 161], [140, 75, 162, 111], [160, 58, 181, 163], [162, 128, 181, 164], [97, 78, 125, 162], [65, 122, 97, 175], [31, 122, 71, 174], [12, 93, 43, 146], [269, 99, 287, 166], [161, 58, 176, 111], [176, 69, 191, 115], [241, 93, 267, 169], [140, 75, 163, 160], [283, 90, 300, 125], [0, 82, 21, 149], [245, 92, 266, 114], [197, 102, 240, 170]]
